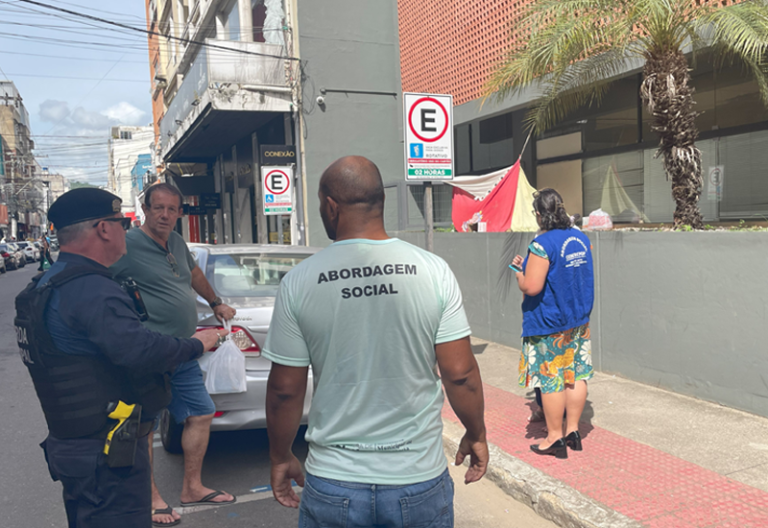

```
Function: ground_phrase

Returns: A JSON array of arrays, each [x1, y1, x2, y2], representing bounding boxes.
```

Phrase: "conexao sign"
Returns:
[[260, 145, 297, 165], [403, 92, 454, 181]]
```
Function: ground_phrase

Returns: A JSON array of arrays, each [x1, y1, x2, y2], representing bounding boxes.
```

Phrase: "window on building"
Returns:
[[454, 123, 471, 175], [472, 112, 514, 172], [253, 0, 285, 45], [407, 184, 452, 227], [120, 131, 133, 140], [225, 0, 241, 41], [252, 0, 267, 43], [583, 151, 645, 222]]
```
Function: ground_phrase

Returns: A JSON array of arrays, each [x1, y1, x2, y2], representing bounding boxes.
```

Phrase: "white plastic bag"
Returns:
[[586, 208, 613, 231], [201, 320, 247, 394]]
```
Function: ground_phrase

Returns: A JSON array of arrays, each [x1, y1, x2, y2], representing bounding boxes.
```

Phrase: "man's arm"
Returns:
[[190, 266, 236, 322], [266, 363, 308, 508], [436, 336, 488, 484], [70, 279, 218, 372]]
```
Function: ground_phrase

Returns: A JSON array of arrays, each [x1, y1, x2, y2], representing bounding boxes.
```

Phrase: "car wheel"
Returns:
[[159, 408, 184, 454]]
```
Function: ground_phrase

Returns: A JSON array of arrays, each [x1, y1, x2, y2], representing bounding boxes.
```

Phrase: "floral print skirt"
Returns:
[[518, 323, 593, 394]]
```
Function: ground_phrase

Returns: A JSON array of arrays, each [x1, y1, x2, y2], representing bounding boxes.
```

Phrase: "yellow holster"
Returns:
[[103, 401, 137, 455]]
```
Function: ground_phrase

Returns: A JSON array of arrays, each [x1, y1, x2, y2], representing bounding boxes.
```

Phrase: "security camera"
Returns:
[[316, 96, 325, 106]]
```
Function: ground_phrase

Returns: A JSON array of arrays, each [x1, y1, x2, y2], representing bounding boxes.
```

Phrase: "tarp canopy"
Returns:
[[448, 160, 539, 232], [600, 163, 649, 222]]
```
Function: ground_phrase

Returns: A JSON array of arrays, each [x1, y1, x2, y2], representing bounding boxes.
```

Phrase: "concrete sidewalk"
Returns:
[[443, 337, 768, 528]]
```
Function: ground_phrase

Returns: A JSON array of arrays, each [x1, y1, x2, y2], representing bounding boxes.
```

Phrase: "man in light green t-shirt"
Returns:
[[264, 156, 488, 527]]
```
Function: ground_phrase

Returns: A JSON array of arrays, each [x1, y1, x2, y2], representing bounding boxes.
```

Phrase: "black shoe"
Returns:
[[530, 438, 567, 459], [565, 431, 582, 451]]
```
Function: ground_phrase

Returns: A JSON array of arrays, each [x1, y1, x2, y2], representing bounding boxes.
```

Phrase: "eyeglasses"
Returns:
[[166, 252, 180, 277], [93, 217, 131, 231]]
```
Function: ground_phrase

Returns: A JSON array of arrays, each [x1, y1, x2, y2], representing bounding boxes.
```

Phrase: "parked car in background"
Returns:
[[16, 241, 40, 262], [9, 244, 26, 267], [48, 235, 59, 251], [158, 243, 320, 453], [0, 243, 23, 270]]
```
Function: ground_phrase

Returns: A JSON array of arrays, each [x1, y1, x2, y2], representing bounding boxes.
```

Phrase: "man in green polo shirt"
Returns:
[[112, 183, 236, 527]]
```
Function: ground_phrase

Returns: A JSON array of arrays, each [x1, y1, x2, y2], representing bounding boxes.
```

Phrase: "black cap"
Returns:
[[48, 188, 122, 230]]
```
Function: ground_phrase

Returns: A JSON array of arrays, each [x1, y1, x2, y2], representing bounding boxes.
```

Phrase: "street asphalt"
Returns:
[[0, 261, 555, 528]]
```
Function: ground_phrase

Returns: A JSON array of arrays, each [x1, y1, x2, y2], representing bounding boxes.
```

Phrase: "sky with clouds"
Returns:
[[0, 0, 154, 186]]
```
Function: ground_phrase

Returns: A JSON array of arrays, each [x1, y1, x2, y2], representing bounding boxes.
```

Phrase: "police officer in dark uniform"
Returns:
[[14, 188, 225, 528]]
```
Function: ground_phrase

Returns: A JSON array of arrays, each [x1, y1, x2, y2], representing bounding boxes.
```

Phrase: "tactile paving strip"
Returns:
[[442, 383, 768, 528]]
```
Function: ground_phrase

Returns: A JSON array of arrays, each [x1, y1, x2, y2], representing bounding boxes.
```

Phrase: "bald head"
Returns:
[[319, 156, 385, 211]]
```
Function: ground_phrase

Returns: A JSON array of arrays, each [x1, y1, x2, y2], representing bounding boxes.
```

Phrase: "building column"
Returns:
[[232, 145, 254, 243], [252, 132, 268, 244], [238, 0, 254, 42]]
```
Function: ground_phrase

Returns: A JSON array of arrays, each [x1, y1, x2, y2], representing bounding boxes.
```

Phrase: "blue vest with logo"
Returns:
[[522, 228, 594, 337]]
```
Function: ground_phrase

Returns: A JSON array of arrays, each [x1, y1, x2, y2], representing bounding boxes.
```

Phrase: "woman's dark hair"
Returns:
[[533, 188, 572, 231]]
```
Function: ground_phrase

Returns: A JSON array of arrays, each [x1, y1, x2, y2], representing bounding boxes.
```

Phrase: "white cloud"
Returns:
[[102, 102, 146, 126], [70, 107, 115, 131], [39, 100, 71, 123], [35, 100, 149, 187]]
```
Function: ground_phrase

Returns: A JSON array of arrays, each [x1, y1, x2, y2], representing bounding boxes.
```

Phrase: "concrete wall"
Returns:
[[394, 230, 768, 418], [297, 0, 403, 247]]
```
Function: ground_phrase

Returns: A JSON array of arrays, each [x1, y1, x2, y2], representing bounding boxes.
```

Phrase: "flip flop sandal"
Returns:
[[180, 490, 237, 507], [152, 506, 181, 527]]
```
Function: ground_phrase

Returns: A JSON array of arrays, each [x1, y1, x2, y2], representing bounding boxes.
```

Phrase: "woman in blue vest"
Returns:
[[511, 189, 594, 459]]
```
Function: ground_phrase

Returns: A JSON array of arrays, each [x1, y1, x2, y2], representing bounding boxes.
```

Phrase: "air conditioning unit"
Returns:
[[154, 74, 168, 88]]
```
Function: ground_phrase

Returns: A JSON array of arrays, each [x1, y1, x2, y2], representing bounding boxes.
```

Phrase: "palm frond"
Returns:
[[698, 1, 768, 104], [484, 0, 637, 133], [522, 49, 638, 133]]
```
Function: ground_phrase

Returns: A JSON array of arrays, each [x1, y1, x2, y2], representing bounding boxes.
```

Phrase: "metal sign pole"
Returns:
[[424, 182, 434, 252]]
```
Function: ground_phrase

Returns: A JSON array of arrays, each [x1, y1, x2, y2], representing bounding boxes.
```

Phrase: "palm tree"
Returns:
[[485, 0, 768, 229]]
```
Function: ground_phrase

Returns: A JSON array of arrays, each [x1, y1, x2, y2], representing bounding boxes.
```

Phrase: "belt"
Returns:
[[138, 421, 154, 438]]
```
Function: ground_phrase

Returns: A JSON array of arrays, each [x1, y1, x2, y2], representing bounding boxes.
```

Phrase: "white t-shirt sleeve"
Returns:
[[435, 263, 472, 344], [262, 281, 311, 367]]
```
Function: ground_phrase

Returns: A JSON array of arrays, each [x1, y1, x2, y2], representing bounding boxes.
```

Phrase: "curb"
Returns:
[[442, 420, 643, 528]]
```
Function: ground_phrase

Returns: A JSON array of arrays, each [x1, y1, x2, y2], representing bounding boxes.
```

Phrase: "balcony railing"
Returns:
[[160, 39, 289, 154]]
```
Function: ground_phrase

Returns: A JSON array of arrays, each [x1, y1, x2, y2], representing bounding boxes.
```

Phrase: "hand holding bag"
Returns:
[[201, 320, 247, 394]]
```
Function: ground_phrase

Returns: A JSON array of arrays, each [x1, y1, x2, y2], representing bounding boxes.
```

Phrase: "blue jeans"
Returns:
[[299, 469, 454, 528]]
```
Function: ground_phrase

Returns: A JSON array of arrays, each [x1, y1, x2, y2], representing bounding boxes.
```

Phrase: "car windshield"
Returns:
[[16, 242, 28, 248], [207, 253, 309, 298]]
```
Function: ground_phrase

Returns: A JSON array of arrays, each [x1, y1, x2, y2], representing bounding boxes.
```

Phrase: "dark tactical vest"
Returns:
[[14, 267, 171, 439]]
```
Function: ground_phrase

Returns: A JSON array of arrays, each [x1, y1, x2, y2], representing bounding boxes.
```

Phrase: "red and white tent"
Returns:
[[448, 160, 539, 232]]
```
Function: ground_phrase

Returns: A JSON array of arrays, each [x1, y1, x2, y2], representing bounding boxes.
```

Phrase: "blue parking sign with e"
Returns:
[[266, 194, 274, 203], [410, 143, 424, 158]]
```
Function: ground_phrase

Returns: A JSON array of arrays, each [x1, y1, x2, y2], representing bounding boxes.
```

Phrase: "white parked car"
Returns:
[[158, 243, 321, 453], [16, 241, 40, 263]]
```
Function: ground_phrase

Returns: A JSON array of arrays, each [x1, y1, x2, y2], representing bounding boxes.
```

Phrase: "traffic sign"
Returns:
[[403, 92, 454, 181], [261, 165, 293, 215]]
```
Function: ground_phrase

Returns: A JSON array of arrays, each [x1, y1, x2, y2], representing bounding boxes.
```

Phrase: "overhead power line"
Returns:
[[16, 0, 298, 62], [2, 72, 147, 83]]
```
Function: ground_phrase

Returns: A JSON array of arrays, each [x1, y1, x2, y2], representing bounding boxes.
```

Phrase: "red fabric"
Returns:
[[451, 160, 520, 232]]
